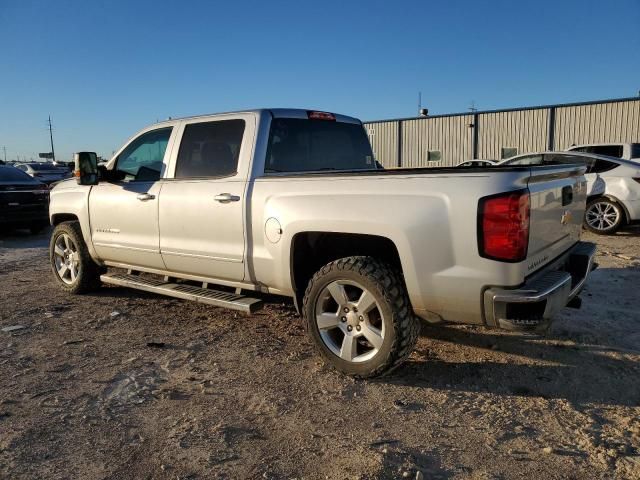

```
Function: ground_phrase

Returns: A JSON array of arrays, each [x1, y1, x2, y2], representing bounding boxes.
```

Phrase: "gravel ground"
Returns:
[[1, 227, 639, 480]]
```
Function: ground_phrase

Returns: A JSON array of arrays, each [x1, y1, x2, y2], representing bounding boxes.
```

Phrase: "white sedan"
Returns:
[[499, 151, 640, 234]]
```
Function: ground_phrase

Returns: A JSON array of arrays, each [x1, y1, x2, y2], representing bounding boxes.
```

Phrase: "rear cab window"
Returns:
[[265, 118, 375, 173]]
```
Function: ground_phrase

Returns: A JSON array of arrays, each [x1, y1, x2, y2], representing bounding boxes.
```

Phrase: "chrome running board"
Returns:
[[100, 272, 263, 314]]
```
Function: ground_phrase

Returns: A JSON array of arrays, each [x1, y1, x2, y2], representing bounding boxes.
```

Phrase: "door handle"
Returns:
[[214, 193, 240, 203], [136, 193, 156, 201]]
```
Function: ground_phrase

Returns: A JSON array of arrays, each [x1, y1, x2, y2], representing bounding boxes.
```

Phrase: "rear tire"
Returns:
[[50, 221, 102, 294], [302, 256, 420, 378], [584, 198, 624, 235]]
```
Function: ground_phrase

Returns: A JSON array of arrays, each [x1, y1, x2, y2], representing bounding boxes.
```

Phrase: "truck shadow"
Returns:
[[381, 323, 640, 407]]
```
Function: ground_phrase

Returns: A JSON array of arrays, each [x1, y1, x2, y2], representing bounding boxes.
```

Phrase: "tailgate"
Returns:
[[526, 164, 587, 274]]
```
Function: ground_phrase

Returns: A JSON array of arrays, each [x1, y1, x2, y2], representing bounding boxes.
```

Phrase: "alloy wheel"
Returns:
[[53, 233, 80, 285], [314, 280, 385, 363], [585, 201, 619, 232]]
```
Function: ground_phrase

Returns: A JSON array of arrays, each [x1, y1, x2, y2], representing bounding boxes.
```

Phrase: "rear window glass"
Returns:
[[0, 166, 38, 182], [265, 119, 375, 173], [175, 120, 245, 178]]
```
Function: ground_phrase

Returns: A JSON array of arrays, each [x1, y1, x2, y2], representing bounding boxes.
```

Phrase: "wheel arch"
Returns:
[[289, 232, 403, 311], [51, 213, 80, 226]]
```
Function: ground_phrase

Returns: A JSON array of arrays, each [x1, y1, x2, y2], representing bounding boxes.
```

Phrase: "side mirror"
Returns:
[[73, 152, 99, 185]]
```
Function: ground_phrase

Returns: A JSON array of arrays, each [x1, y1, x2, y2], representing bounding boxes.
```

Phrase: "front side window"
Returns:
[[175, 120, 245, 178], [116, 127, 172, 182], [630, 143, 640, 159]]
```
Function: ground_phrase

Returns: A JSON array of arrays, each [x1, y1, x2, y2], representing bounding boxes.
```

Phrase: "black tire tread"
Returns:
[[302, 256, 420, 378]]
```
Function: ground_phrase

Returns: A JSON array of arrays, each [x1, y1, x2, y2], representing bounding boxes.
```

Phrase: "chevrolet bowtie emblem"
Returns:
[[561, 210, 572, 225]]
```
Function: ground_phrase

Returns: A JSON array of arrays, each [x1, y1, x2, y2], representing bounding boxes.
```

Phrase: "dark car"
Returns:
[[0, 165, 50, 234], [14, 162, 71, 185]]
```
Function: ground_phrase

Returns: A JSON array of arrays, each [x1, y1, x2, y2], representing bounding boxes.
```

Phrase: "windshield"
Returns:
[[0, 166, 39, 182], [265, 119, 375, 173]]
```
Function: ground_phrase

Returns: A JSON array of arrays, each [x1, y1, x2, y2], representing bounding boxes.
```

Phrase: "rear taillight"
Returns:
[[478, 190, 530, 262]]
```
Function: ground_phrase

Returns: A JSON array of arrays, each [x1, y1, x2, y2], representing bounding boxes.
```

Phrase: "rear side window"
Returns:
[[175, 120, 245, 178], [631, 143, 640, 159], [590, 159, 618, 173], [575, 145, 624, 158], [265, 119, 375, 173], [117, 128, 172, 182]]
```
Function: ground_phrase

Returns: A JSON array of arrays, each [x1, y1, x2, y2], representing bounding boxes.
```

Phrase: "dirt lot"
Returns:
[[1, 228, 639, 480]]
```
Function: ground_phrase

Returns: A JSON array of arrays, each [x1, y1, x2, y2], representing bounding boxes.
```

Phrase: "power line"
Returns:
[[47, 115, 56, 162]]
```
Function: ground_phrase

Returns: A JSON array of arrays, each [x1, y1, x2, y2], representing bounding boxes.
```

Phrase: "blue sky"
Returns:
[[1, 0, 639, 161]]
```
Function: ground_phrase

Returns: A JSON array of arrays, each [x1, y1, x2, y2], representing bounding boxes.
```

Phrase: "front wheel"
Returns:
[[303, 256, 420, 378], [50, 221, 102, 293], [584, 198, 624, 234]]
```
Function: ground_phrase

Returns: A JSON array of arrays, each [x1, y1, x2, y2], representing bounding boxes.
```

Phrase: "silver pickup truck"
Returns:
[[48, 109, 596, 377]]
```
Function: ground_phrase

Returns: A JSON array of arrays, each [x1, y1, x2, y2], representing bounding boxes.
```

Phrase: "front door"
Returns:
[[89, 127, 174, 270], [159, 118, 248, 282]]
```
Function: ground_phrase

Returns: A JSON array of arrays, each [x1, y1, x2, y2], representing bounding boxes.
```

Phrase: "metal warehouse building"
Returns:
[[363, 96, 640, 168]]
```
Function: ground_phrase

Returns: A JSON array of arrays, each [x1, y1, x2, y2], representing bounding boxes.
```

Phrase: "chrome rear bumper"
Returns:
[[483, 242, 597, 331]]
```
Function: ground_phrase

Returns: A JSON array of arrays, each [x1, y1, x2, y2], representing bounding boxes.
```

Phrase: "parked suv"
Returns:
[[500, 151, 640, 234], [567, 143, 640, 162]]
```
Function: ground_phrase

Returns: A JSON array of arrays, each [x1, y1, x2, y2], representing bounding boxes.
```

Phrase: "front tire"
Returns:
[[303, 256, 420, 378], [584, 198, 624, 234], [50, 221, 102, 293]]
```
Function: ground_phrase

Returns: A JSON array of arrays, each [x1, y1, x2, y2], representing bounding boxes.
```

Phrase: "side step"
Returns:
[[100, 272, 264, 314]]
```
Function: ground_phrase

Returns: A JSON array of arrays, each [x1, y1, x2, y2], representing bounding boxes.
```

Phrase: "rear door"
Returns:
[[89, 126, 176, 270], [159, 115, 254, 282]]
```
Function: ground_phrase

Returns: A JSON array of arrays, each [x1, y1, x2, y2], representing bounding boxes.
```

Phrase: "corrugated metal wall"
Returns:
[[364, 98, 640, 168], [365, 121, 398, 168], [401, 115, 473, 167], [476, 109, 549, 160], [554, 100, 640, 150]]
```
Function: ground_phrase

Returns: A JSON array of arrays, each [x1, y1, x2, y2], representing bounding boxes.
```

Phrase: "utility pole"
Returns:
[[469, 100, 478, 113], [47, 115, 56, 163], [2, 146, 6, 163]]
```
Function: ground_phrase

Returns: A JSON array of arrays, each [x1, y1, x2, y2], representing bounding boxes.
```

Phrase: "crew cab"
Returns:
[[48, 109, 596, 377]]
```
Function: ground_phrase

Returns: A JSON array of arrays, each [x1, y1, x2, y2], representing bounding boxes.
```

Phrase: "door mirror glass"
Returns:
[[74, 152, 99, 185]]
